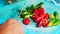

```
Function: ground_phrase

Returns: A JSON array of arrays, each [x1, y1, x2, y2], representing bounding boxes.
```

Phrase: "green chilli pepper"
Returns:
[[54, 11, 58, 20], [53, 20, 60, 26], [48, 19, 55, 27], [49, 14, 55, 20]]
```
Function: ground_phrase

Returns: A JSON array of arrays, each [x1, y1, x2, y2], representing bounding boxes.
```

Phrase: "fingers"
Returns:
[[1, 18, 24, 34]]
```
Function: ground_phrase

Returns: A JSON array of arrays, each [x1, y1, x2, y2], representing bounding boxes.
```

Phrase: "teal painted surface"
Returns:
[[0, 0, 60, 34]]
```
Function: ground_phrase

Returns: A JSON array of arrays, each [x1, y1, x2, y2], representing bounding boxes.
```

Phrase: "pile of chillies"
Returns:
[[32, 7, 49, 27], [18, 2, 60, 27]]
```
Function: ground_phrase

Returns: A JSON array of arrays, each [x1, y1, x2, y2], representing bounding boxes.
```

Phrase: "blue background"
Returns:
[[0, 0, 60, 34]]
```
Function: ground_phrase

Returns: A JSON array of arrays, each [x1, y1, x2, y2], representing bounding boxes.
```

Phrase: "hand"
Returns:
[[0, 19, 24, 34]]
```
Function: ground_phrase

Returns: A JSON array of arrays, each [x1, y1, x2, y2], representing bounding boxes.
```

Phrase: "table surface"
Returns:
[[0, 0, 60, 34]]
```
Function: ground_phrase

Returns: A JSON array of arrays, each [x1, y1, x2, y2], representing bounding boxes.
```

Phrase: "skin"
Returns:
[[0, 19, 24, 34]]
